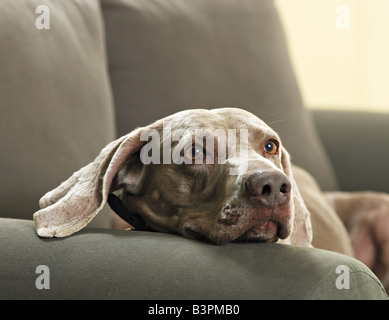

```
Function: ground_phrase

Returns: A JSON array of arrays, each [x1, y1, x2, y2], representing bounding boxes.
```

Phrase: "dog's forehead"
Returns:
[[167, 108, 275, 136]]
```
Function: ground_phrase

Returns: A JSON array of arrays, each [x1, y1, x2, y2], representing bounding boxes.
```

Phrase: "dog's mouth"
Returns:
[[184, 217, 289, 244], [235, 219, 285, 243]]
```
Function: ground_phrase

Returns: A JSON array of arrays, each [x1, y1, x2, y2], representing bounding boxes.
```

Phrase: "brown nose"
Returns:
[[244, 171, 291, 207]]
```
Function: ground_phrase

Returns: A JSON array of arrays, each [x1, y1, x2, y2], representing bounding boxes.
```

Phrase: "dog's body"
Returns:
[[33, 108, 389, 291]]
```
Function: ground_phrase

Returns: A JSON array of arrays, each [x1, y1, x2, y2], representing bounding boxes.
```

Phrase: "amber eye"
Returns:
[[264, 140, 278, 155], [185, 144, 204, 160]]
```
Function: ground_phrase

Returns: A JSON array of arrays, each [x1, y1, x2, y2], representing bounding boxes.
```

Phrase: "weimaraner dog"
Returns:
[[33, 108, 389, 291]]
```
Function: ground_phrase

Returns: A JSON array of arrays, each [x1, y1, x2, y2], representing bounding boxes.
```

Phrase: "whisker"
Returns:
[[266, 118, 286, 126]]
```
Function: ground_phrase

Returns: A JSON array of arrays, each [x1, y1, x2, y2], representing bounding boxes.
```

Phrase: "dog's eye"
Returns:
[[264, 140, 279, 155], [185, 144, 203, 160]]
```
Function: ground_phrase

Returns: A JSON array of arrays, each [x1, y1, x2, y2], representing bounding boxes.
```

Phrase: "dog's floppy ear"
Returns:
[[280, 146, 313, 246], [33, 127, 146, 238]]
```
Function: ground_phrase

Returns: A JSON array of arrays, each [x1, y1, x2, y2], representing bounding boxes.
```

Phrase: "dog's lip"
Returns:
[[237, 219, 286, 242], [183, 212, 290, 244]]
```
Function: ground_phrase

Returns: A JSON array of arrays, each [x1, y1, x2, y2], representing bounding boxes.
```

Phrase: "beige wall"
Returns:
[[275, 0, 389, 113]]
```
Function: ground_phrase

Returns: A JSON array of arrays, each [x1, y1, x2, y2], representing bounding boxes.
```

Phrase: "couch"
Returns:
[[1, 0, 387, 300]]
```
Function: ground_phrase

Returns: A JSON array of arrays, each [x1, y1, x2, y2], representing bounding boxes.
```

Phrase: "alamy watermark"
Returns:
[[139, 121, 249, 175], [35, 265, 50, 290], [35, 5, 50, 30], [335, 265, 350, 290], [336, 5, 350, 30]]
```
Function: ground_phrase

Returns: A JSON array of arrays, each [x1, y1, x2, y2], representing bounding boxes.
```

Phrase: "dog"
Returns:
[[33, 107, 389, 291]]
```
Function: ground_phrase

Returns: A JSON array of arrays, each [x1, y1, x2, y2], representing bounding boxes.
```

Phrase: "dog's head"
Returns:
[[33, 108, 312, 246]]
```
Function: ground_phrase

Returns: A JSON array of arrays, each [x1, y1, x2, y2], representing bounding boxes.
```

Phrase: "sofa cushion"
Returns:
[[0, 0, 115, 226], [101, 0, 338, 191], [312, 110, 389, 193], [0, 218, 387, 300]]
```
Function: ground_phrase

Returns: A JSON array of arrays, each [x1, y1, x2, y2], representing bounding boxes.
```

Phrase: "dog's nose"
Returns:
[[244, 171, 291, 207]]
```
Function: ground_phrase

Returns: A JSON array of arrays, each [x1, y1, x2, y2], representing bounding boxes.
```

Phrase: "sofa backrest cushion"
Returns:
[[101, 0, 338, 191], [0, 0, 115, 226]]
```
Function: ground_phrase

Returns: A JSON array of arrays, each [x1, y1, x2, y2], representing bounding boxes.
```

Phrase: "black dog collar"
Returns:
[[107, 194, 153, 231]]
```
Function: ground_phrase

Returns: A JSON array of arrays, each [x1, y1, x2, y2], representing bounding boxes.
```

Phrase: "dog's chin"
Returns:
[[236, 220, 282, 243]]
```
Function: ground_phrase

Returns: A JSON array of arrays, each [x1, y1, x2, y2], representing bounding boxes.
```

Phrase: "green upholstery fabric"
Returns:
[[101, 0, 338, 191], [0, 218, 386, 300], [0, 0, 115, 227]]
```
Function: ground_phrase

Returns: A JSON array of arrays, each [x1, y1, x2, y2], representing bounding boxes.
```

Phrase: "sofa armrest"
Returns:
[[311, 109, 389, 193], [0, 218, 387, 300]]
